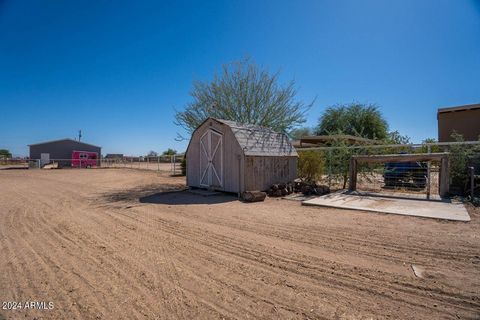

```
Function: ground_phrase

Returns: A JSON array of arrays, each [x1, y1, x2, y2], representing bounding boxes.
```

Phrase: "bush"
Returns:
[[180, 156, 186, 176], [449, 133, 480, 195], [298, 150, 325, 183]]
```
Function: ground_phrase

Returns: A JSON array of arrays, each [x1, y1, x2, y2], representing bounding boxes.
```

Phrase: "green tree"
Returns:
[[386, 130, 411, 144], [147, 150, 158, 157], [162, 148, 177, 156], [175, 58, 313, 136], [0, 149, 12, 159], [316, 103, 388, 140]]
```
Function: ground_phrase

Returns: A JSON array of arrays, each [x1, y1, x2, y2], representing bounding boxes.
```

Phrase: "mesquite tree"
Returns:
[[175, 59, 313, 136]]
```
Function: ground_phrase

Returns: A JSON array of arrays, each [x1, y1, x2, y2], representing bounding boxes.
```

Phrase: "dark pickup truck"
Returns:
[[383, 161, 428, 189]]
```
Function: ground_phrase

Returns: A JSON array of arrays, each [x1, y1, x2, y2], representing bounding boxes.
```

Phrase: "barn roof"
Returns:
[[28, 138, 101, 148], [213, 118, 298, 157]]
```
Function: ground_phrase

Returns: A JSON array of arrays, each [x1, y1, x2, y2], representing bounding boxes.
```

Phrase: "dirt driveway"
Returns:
[[0, 169, 479, 319]]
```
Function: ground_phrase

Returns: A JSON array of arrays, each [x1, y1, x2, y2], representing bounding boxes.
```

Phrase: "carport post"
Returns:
[[439, 156, 450, 197]]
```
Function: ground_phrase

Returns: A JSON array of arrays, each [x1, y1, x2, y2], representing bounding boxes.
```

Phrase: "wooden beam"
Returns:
[[352, 152, 449, 164]]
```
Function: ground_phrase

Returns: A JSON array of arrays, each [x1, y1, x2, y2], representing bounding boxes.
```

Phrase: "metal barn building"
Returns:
[[29, 138, 101, 167], [186, 118, 298, 194]]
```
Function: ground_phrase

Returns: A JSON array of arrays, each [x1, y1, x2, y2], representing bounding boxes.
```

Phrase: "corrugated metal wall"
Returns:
[[29, 140, 101, 167]]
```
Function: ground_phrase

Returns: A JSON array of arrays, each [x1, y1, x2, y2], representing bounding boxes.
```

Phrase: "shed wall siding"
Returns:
[[244, 156, 297, 191]]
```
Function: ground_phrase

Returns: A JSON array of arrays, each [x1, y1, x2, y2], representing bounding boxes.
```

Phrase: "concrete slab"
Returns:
[[282, 194, 317, 202], [302, 190, 470, 222]]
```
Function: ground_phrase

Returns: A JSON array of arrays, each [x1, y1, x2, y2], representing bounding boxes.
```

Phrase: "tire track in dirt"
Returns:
[[146, 215, 479, 318], [97, 203, 478, 319], [88, 206, 261, 319], [2, 185, 164, 319], [26, 186, 238, 319], [2, 169, 479, 319], [184, 210, 478, 262]]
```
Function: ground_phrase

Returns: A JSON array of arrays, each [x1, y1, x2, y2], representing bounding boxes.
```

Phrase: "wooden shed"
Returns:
[[186, 118, 298, 194]]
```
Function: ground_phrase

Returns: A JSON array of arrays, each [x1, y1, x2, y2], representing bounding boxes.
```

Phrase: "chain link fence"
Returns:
[[100, 155, 184, 175], [0, 155, 185, 175]]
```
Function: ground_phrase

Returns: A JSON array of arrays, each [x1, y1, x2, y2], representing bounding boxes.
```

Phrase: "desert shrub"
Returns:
[[448, 133, 480, 195], [324, 140, 357, 189], [180, 156, 187, 176], [298, 150, 325, 183], [418, 138, 441, 153]]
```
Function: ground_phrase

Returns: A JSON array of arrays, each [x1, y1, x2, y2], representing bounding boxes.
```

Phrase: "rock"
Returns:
[[273, 189, 283, 197]]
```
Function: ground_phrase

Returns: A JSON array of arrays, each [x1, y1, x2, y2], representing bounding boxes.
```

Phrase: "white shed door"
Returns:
[[199, 129, 223, 188]]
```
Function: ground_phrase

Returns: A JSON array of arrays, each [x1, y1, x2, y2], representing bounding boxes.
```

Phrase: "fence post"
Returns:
[[157, 156, 160, 171], [173, 155, 176, 174], [328, 149, 332, 188], [426, 145, 431, 200]]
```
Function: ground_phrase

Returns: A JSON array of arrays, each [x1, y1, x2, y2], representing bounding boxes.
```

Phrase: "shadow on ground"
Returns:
[[99, 184, 185, 203], [99, 184, 237, 205], [140, 190, 237, 205]]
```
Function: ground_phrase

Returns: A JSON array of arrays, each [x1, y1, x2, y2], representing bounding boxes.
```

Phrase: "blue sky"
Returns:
[[1, 0, 479, 156]]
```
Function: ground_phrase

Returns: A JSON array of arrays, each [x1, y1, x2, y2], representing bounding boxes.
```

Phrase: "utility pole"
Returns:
[[78, 130, 82, 142]]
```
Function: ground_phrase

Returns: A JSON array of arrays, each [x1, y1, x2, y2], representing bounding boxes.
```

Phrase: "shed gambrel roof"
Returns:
[[213, 118, 298, 157]]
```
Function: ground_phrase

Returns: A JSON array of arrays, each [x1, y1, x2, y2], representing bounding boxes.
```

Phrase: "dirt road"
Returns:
[[0, 169, 479, 319]]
